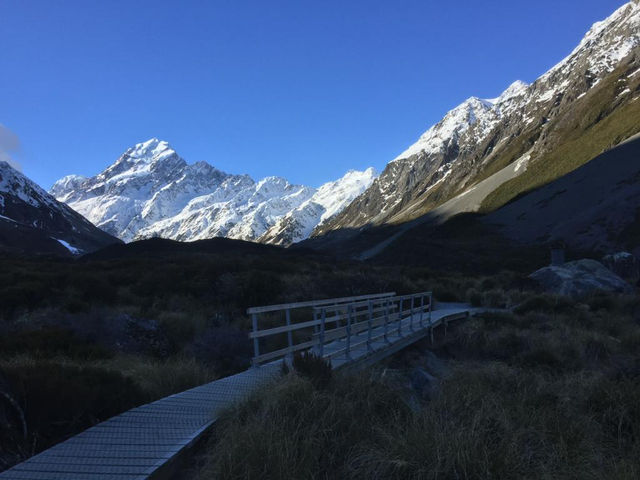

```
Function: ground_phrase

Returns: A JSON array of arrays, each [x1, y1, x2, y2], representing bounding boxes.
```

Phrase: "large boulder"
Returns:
[[602, 252, 640, 284], [530, 259, 633, 297]]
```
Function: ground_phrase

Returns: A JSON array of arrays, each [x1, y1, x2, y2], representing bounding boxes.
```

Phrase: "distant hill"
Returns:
[[81, 236, 292, 261]]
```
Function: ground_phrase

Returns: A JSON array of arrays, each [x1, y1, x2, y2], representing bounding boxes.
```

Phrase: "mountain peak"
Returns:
[[541, 0, 640, 82], [52, 141, 367, 245], [96, 138, 184, 184], [342, 166, 377, 179], [0, 160, 56, 210], [123, 138, 175, 163], [393, 96, 494, 162], [485, 80, 530, 105]]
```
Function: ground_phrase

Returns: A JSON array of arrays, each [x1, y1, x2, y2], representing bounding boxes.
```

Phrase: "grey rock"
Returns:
[[410, 367, 438, 400], [529, 259, 633, 297], [603, 252, 640, 283]]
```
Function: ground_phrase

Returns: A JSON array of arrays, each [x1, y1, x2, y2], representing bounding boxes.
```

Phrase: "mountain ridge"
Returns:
[[51, 139, 376, 245], [314, 0, 640, 237], [0, 161, 120, 255]]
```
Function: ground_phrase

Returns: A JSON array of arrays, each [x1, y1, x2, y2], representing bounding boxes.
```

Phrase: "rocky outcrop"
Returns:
[[529, 259, 633, 297]]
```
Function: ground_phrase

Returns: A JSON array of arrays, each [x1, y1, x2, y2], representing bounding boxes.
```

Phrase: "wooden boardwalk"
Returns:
[[0, 365, 281, 480], [0, 293, 470, 480]]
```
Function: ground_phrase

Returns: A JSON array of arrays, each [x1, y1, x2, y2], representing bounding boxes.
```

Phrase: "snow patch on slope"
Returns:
[[53, 237, 83, 255]]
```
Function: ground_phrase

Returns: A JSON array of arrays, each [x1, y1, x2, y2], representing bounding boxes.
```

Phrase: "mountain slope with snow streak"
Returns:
[[315, 1, 640, 236]]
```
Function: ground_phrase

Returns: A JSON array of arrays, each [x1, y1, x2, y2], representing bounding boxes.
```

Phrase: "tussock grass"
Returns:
[[195, 293, 640, 479]]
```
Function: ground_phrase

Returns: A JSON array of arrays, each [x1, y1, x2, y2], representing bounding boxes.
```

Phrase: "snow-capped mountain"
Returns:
[[259, 167, 377, 245], [316, 0, 640, 236], [0, 161, 120, 255], [51, 139, 375, 244]]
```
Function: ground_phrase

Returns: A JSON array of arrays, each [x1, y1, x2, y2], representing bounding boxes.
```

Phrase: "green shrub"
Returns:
[[100, 355, 216, 399], [0, 328, 112, 361], [465, 287, 483, 307], [199, 373, 409, 479], [514, 294, 574, 315], [482, 288, 509, 308]]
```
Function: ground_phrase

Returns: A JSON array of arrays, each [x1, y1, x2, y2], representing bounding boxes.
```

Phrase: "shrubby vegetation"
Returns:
[[0, 246, 535, 470], [194, 292, 640, 479], [4, 240, 632, 476]]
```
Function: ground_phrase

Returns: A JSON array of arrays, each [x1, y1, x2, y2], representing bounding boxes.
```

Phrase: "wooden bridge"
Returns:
[[0, 292, 471, 480]]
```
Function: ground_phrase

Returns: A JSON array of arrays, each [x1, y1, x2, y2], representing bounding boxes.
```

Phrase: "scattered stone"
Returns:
[[529, 259, 633, 297]]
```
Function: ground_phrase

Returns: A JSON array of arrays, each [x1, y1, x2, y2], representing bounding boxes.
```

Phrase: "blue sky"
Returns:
[[1, 0, 626, 189]]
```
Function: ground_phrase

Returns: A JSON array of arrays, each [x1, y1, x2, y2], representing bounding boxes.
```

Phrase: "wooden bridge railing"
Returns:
[[247, 292, 396, 366], [247, 291, 433, 366], [313, 292, 432, 360]]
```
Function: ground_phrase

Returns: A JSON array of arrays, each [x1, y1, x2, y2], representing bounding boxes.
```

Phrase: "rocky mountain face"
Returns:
[[51, 139, 375, 244], [316, 0, 640, 237], [258, 168, 376, 245], [0, 161, 120, 255]]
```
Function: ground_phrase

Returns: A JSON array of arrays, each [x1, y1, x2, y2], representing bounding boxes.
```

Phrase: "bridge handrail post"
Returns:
[[319, 308, 326, 357], [367, 300, 373, 352], [383, 299, 389, 343], [398, 298, 403, 337], [252, 313, 260, 367], [410, 296, 415, 332], [346, 304, 353, 359], [285, 308, 293, 365], [429, 292, 433, 324], [313, 309, 319, 334]]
